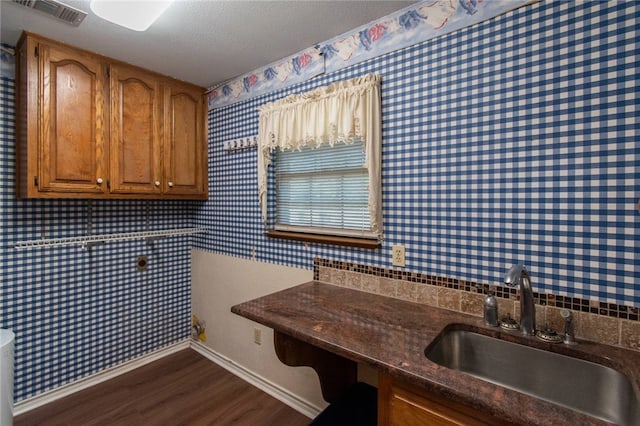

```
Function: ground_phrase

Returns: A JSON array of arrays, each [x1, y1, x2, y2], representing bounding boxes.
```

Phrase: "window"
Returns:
[[275, 140, 373, 238], [257, 74, 382, 244]]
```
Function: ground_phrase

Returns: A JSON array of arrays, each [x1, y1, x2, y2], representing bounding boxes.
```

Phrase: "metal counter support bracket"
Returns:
[[273, 330, 357, 403]]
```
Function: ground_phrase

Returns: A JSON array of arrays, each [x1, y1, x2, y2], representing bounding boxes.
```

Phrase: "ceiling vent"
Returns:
[[12, 0, 87, 26]]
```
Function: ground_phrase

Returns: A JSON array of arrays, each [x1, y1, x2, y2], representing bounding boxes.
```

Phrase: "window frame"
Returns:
[[272, 139, 377, 242], [257, 75, 382, 248]]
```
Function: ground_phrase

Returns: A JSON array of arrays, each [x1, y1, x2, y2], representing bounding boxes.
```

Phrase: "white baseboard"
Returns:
[[190, 340, 322, 419], [13, 339, 190, 416]]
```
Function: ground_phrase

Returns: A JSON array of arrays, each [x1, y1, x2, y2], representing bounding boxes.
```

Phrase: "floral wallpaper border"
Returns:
[[206, 46, 323, 110], [207, 0, 535, 110]]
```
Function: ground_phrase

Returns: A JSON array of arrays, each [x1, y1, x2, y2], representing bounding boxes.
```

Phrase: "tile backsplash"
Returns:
[[315, 258, 640, 352]]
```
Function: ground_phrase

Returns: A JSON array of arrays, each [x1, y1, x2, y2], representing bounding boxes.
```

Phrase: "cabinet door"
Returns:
[[378, 373, 501, 426], [109, 64, 162, 194], [163, 82, 206, 197], [38, 42, 108, 194]]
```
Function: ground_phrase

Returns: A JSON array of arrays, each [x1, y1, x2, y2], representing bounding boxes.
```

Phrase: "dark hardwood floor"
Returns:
[[15, 349, 311, 426]]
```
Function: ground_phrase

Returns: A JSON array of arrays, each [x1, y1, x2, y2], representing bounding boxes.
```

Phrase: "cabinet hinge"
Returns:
[[107, 180, 110, 189], [34, 176, 39, 187], [34, 46, 39, 57]]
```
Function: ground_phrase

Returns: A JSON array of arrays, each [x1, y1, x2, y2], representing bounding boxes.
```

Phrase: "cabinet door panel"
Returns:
[[164, 84, 206, 196], [110, 65, 161, 194], [378, 373, 500, 426], [39, 44, 107, 193], [171, 94, 197, 186]]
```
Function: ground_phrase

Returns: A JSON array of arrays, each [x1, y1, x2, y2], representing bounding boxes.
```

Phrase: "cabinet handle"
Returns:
[[168, 182, 174, 188], [97, 178, 104, 184], [155, 181, 161, 187]]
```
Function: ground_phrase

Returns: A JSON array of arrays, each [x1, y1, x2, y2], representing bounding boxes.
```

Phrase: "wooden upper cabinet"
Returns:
[[109, 64, 162, 194], [17, 35, 108, 196], [16, 32, 208, 199], [163, 81, 206, 196]]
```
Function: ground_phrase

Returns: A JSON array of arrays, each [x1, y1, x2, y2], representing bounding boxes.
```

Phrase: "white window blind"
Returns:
[[275, 140, 374, 238]]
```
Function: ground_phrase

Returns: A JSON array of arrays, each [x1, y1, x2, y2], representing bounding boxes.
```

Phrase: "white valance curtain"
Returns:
[[257, 74, 382, 237]]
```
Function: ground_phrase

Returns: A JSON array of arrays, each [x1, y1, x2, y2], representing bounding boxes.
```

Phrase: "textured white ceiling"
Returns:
[[1, 0, 415, 88]]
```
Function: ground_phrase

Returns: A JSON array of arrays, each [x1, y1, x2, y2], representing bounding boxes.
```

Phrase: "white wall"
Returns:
[[190, 249, 326, 412]]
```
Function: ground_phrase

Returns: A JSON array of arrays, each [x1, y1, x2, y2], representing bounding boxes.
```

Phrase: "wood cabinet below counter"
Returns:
[[378, 372, 509, 426], [15, 32, 207, 199]]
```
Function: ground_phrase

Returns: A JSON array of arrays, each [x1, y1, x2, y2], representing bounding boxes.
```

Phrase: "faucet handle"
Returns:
[[560, 309, 577, 345]]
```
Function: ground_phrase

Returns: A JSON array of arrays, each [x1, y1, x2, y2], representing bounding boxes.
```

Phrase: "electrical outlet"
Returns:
[[392, 245, 405, 267], [253, 328, 262, 345]]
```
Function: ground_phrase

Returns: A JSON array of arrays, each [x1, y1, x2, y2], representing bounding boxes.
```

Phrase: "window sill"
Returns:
[[265, 230, 380, 249]]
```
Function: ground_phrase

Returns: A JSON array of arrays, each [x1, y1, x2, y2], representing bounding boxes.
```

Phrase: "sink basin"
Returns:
[[425, 326, 640, 425]]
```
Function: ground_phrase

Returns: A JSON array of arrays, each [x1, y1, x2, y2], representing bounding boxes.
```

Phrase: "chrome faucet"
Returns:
[[504, 264, 536, 336]]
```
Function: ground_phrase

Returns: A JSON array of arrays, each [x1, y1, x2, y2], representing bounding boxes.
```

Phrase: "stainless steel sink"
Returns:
[[425, 326, 640, 425]]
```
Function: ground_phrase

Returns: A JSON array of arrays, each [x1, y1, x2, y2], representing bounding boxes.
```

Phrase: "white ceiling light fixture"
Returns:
[[90, 0, 174, 32]]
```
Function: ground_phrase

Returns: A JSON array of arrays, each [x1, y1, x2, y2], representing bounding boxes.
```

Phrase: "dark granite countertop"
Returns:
[[231, 281, 640, 425]]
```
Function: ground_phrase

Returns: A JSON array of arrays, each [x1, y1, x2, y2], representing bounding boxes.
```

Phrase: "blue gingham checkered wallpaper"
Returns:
[[195, 0, 640, 307], [0, 58, 198, 400]]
